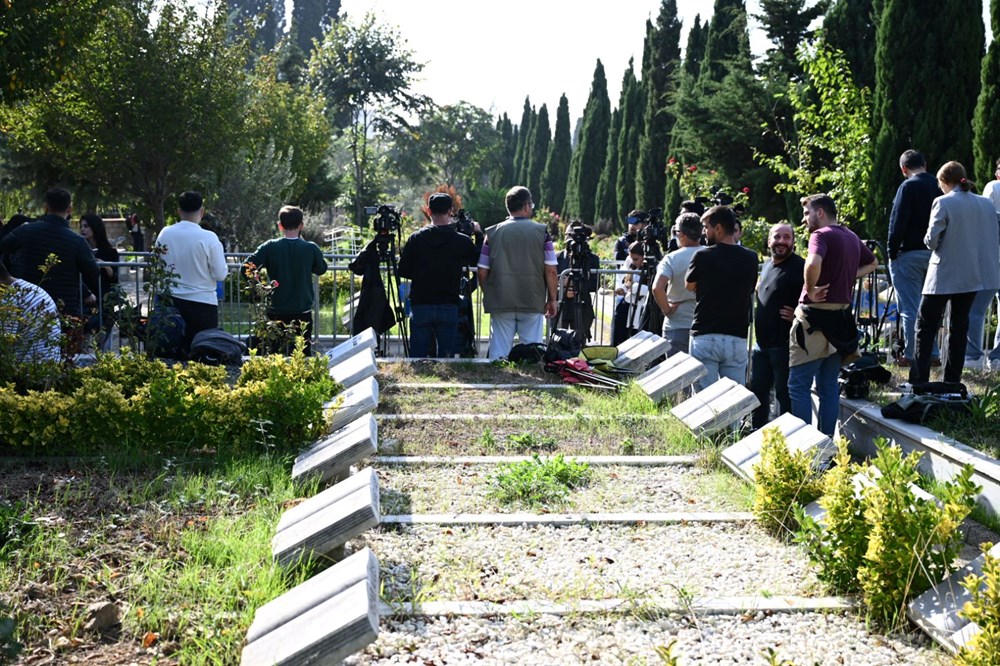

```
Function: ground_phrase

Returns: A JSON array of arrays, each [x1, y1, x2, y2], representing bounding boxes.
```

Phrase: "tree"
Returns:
[[540, 94, 572, 213], [513, 97, 533, 186], [497, 113, 516, 187], [699, 0, 752, 85], [292, 0, 341, 57], [823, 0, 879, 91], [973, 0, 1000, 186], [526, 104, 551, 199], [617, 61, 644, 222], [228, 0, 281, 53], [308, 13, 427, 225], [867, 0, 984, 236], [664, 14, 707, 217], [636, 0, 682, 210], [594, 107, 621, 226], [565, 60, 611, 225], [755, 0, 830, 79]]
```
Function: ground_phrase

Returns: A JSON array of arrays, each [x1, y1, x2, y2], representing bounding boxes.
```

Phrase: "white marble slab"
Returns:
[[722, 413, 834, 482], [328, 348, 378, 389], [671, 378, 761, 435], [324, 377, 379, 434], [635, 352, 707, 403], [293, 414, 378, 485], [325, 328, 377, 367]]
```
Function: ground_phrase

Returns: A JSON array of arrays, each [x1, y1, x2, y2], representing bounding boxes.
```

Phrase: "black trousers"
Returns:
[[172, 297, 219, 352], [910, 291, 976, 383]]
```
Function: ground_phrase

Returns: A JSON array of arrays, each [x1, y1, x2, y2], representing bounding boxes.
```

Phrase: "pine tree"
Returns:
[[565, 60, 611, 225], [824, 0, 879, 91], [699, 0, 752, 85], [230, 0, 280, 53], [527, 103, 551, 202], [617, 60, 644, 221], [292, 0, 341, 57], [636, 0, 682, 211], [973, 0, 1000, 186], [867, 1, 983, 236], [512, 97, 532, 186], [541, 94, 572, 214], [664, 15, 707, 217], [755, 0, 830, 79], [595, 107, 622, 226], [497, 113, 515, 188]]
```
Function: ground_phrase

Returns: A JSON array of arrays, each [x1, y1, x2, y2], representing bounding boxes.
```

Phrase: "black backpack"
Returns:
[[506, 343, 547, 364], [189, 328, 248, 366]]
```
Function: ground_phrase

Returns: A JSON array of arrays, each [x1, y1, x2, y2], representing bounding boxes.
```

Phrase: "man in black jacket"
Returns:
[[398, 193, 483, 358], [0, 188, 100, 318]]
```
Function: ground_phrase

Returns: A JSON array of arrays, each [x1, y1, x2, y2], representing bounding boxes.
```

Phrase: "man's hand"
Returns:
[[779, 305, 796, 322], [544, 300, 558, 318], [807, 284, 829, 303]]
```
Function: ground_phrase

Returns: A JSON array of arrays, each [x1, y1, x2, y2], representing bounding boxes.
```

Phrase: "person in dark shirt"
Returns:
[[684, 205, 759, 391], [887, 149, 942, 366], [0, 188, 100, 318], [398, 193, 484, 358], [79, 213, 120, 335], [749, 223, 804, 429]]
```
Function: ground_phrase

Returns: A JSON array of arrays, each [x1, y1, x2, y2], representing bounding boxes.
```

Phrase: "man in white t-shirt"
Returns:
[[0, 259, 62, 363], [652, 213, 703, 357], [154, 191, 228, 351], [967, 158, 1000, 369]]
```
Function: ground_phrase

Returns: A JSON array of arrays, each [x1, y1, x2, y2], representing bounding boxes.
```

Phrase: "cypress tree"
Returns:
[[542, 94, 572, 214], [498, 113, 515, 188], [664, 15, 707, 217], [527, 103, 551, 203], [636, 0, 682, 211], [617, 60, 644, 221], [755, 0, 830, 79], [565, 60, 611, 225], [824, 0, 879, 91], [699, 0, 752, 85], [595, 107, 622, 226], [973, 0, 1000, 185], [513, 97, 532, 186], [292, 0, 341, 56], [867, 1, 983, 236]]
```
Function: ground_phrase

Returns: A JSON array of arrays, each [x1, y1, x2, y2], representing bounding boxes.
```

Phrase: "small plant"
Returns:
[[653, 640, 681, 665], [957, 543, 1000, 666], [243, 261, 297, 353], [968, 385, 1000, 422], [487, 454, 592, 507], [503, 432, 557, 454], [477, 427, 497, 454], [751, 427, 822, 537]]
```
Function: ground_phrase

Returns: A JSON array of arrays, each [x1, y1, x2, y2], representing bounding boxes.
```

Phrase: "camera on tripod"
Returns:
[[637, 208, 668, 245], [364, 204, 402, 234], [708, 186, 746, 215], [454, 209, 474, 237]]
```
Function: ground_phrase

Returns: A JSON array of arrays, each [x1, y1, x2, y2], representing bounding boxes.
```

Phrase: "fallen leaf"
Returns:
[[143, 631, 159, 648]]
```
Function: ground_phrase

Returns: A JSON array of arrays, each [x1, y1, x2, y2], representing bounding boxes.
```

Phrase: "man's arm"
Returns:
[[684, 253, 699, 293], [886, 184, 908, 259], [544, 264, 558, 318], [397, 237, 415, 280], [803, 252, 828, 302], [857, 258, 878, 279], [208, 239, 229, 282], [78, 240, 101, 299], [476, 238, 490, 286], [652, 274, 673, 315], [313, 245, 328, 276]]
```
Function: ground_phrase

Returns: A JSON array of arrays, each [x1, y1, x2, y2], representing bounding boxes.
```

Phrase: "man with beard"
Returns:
[[684, 206, 759, 391], [749, 223, 804, 429]]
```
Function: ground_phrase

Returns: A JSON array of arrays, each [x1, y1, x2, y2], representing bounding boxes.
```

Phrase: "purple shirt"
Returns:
[[477, 226, 557, 269], [800, 225, 876, 305]]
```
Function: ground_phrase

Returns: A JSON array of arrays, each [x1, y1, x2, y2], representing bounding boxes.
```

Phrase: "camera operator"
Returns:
[[652, 213, 703, 357], [398, 193, 483, 358], [556, 221, 599, 342], [612, 241, 650, 345], [614, 210, 649, 261]]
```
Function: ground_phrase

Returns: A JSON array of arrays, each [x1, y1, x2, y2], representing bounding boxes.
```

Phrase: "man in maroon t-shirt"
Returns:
[[788, 194, 878, 435]]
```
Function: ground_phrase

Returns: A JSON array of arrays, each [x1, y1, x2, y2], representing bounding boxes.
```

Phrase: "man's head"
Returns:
[[899, 149, 927, 177], [43, 188, 72, 217], [278, 205, 304, 232], [674, 213, 702, 247], [994, 157, 1000, 180], [733, 218, 743, 243], [800, 193, 837, 232], [626, 209, 649, 238], [700, 205, 737, 245], [178, 191, 204, 221], [428, 193, 453, 223], [505, 186, 533, 217], [768, 223, 795, 262], [680, 199, 705, 217]]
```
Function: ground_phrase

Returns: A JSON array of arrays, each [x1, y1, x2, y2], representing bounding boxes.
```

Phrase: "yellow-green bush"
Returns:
[[958, 544, 1000, 666], [752, 427, 823, 536]]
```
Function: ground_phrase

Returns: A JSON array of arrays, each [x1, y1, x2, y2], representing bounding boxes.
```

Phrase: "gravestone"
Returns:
[[293, 414, 378, 485], [614, 331, 670, 372], [325, 377, 379, 434], [635, 352, 707, 403], [325, 327, 376, 367], [803, 467, 942, 524], [722, 413, 834, 482], [241, 548, 380, 666], [328, 348, 378, 389], [273, 468, 380, 568], [670, 377, 760, 435]]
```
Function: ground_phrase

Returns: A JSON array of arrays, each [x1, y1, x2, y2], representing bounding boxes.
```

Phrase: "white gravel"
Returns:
[[344, 612, 949, 665]]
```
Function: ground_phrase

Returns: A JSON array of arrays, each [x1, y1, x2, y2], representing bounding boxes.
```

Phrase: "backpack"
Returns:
[[189, 328, 248, 366], [145, 305, 186, 359], [880, 393, 971, 425], [543, 328, 583, 363], [507, 343, 547, 364]]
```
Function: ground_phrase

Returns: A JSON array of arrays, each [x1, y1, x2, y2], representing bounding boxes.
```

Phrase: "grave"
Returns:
[[273, 468, 380, 568], [328, 348, 378, 389], [241, 548, 379, 666], [801, 467, 942, 524], [635, 352, 707, 403], [324, 376, 379, 433], [325, 327, 377, 367], [293, 414, 378, 485], [614, 331, 670, 372], [670, 377, 760, 435], [721, 413, 834, 482]]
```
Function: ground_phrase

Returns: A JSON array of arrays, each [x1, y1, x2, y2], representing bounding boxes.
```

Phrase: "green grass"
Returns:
[[486, 454, 594, 508]]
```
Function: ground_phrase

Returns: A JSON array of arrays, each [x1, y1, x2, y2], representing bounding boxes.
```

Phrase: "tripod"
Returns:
[[627, 238, 664, 336], [372, 228, 409, 357]]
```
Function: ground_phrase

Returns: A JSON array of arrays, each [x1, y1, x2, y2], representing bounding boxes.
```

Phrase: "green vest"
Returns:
[[482, 218, 547, 313]]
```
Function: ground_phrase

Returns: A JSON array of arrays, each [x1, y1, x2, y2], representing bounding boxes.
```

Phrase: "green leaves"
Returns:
[[487, 454, 593, 508], [751, 426, 824, 536]]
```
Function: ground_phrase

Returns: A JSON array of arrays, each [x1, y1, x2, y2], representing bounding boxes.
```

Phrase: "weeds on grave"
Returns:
[[762, 648, 820, 666], [487, 454, 592, 507], [751, 427, 822, 537], [957, 543, 1000, 666]]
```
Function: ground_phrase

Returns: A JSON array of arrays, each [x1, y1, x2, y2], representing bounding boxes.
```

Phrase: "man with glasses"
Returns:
[[478, 186, 558, 359]]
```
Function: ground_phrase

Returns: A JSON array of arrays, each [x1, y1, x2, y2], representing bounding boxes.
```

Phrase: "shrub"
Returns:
[[487, 454, 592, 508], [957, 544, 1000, 666], [318, 270, 356, 306], [751, 427, 823, 536]]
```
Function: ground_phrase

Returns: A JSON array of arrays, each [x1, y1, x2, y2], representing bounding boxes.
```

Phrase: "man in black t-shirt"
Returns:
[[398, 193, 484, 358], [749, 223, 804, 429], [685, 206, 759, 391]]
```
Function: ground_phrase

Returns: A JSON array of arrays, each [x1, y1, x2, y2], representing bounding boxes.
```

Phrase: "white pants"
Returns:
[[488, 311, 544, 359]]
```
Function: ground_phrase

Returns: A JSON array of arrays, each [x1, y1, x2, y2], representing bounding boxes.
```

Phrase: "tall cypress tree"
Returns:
[[595, 107, 621, 226], [497, 113, 515, 187], [867, 1, 983, 236], [755, 0, 829, 79], [513, 97, 532, 186], [824, 0, 879, 91], [230, 0, 280, 53], [973, 0, 1000, 186], [565, 59, 611, 225], [636, 0, 682, 210], [527, 103, 551, 203], [617, 60, 644, 221], [699, 0, 752, 85], [664, 15, 707, 217], [292, 0, 341, 56], [541, 94, 572, 214]]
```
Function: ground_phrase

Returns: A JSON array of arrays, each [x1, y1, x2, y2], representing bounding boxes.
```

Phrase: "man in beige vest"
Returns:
[[477, 186, 558, 359]]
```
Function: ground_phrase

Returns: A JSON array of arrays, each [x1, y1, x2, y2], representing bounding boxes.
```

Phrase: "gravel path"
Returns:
[[372, 463, 752, 514], [360, 522, 823, 603], [345, 612, 948, 665]]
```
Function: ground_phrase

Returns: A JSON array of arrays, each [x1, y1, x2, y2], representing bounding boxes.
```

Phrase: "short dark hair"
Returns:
[[800, 193, 837, 219], [505, 186, 532, 214], [899, 149, 926, 170], [178, 191, 203, 213], [675, 213, 702, 241], [995, 157, 1000, 171], [680, 199, 705, 216], [44, 188, 72, 214], [628, 241, 644, 256], [278, 205, 303, 229], [627, 209, 648, 225], [428, 193, 453, 215], [702, 205, 737, 235]]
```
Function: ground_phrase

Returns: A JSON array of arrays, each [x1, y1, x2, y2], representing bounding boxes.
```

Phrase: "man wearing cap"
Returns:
[[398, 193, 483, 358], [478, 186, 559, 359]]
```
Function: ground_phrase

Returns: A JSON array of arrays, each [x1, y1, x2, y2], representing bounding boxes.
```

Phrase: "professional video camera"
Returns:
[[454, 208, 474, 237], [708, 186, 746, 216], [637, 207, 668, 247], [364, 204, 402, 235], [565, 222, 593, 264], [357, 203, 407, 354], [557, 222, 597, 347]]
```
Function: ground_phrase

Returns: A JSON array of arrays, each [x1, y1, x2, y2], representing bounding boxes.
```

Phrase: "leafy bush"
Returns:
[[751, 427, 823, 536], [318, 270, 356, 306], [487, 454, 592, 507], [958, 543, 1000, 666]]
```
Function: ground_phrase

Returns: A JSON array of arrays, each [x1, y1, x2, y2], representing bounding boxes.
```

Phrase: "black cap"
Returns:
[[428, 193, 452, 214]]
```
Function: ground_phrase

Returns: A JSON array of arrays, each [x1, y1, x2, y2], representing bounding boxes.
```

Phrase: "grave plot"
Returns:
[[377, 385, 593, 416], [378, 360, 551, 385]]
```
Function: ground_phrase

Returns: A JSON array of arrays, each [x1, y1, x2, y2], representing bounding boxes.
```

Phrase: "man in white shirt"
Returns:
[[154, 191, 228, 351], [0, 259, 62, 363], [966, 158, 1000, 369], [652, 213, 703, 357]]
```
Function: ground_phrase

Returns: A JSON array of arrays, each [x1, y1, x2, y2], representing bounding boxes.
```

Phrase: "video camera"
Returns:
[[454, 209, 474, 237], [708, 187, 745, 216], [637, 207, 668, 250], [364, 204, 402, 234], [565, 222, 594, 271]]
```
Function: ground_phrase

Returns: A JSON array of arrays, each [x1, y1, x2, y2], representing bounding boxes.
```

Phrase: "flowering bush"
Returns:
[[243, 261, 296, 353], [666, 159, 751, 213]]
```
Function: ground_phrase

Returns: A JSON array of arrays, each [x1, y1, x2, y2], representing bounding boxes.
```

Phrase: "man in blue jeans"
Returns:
[[887, 149, 941, 366], [398, 193, 483, 358]]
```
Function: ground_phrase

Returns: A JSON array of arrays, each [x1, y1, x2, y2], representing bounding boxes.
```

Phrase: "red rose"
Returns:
[[688, 165, 697, 173], [742, 187, 750, 194], [667, 157, 677, 165]]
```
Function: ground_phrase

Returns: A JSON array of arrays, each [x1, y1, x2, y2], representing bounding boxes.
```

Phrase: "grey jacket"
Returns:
[[923, 189, 1000, 295]]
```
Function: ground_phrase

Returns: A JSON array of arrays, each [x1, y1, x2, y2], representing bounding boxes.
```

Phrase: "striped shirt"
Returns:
[[1, 279, 62, 363]]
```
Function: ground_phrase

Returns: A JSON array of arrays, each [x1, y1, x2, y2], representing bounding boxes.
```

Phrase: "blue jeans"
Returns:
[[749, 345, 791, 430], [788, 353, 841, 436], [689, 333, 748, 392], [409, 304, 459, 358], [662, 327, 691, 358], [890, 250, 938, 361], [966, 288, 1000, 362]]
